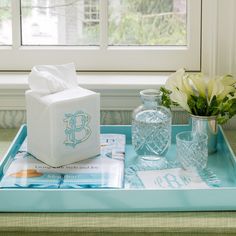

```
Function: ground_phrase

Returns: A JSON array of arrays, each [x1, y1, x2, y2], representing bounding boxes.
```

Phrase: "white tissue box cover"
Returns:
[[26, 87, 100, 167]]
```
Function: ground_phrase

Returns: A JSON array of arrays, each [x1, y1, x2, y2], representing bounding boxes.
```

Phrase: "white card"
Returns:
[[137, 168, 210, 189]]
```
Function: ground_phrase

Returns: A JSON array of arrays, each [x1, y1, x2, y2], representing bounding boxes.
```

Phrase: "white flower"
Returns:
[[170, 88, 191, 112], [220, 75, 236, 86], [208, 76, 236, 102], [188, 73, 206, 97], [182, 75, 194, 97], [227, 92, 236, 100], [217, 86, 235, 101], [165, 68, 193, 97], [207, 78, 216, 101], [165, 68, 185, 91], [208, 78, 224, 102], [164, 69, 235, 121]]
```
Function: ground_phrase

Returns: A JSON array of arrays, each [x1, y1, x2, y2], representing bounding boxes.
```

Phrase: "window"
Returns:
[[0, 0, 12, 45], [108, 0, 187, 46], [84, 0, 99, 24], [21, 0, 100, 45], [0, 0, 201, 71]]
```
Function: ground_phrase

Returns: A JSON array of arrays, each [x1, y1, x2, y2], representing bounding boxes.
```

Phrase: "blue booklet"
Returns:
[[0, 134, 126, 189]]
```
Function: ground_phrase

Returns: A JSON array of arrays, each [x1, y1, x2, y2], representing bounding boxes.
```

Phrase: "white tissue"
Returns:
[[28, 63, 78, 94]]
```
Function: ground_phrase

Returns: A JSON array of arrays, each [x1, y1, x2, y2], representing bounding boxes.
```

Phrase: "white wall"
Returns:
[[202, 0, 236, 77]]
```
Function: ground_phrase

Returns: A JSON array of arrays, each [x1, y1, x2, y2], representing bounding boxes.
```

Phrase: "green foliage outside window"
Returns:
[[0, 0, 11, 22], [108, 0, 187, 46], [0, 0, 186, 46], [86, 0, 187, 46]]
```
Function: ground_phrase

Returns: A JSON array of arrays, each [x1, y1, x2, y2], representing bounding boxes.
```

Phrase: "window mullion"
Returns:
[[11, 0, 21, 49], [99, 0, 108, 50]]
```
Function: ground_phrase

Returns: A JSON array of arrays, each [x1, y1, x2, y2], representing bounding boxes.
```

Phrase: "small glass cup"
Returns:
[[176, 131, 208, 171]]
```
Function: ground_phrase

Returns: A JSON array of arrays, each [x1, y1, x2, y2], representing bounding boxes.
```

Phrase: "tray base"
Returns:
[[0, 125, 236, 212]]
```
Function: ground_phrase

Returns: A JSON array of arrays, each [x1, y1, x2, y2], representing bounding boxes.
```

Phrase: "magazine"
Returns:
[[0, 134, 126, 189]]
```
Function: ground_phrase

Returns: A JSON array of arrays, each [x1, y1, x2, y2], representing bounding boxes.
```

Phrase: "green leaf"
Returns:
[[195, 96, 208, 116], [187, 96, 198, 115], [160, 87, 172, 108], [207, 96, 219, 116]]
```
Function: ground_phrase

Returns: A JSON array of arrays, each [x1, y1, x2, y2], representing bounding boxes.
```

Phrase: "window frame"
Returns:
[[0, 0, 201, 72], [1, 0, 236, 115]]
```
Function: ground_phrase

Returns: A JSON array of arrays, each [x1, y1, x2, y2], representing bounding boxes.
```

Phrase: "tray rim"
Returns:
[[1, 125, 236, 212]]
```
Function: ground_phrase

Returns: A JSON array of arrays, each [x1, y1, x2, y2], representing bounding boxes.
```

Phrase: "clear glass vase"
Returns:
[[132, 89, 172, 165]]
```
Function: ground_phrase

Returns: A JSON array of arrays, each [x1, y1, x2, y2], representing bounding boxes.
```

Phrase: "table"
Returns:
[[0, 128, 236, 236]]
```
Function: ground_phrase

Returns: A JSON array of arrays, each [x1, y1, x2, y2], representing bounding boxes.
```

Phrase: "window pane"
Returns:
[[108, 0, 187, 46], [0, 0, 12, 45], [21, 0, 100, 46]]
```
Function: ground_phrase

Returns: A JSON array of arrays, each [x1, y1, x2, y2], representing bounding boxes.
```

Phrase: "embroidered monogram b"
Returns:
[[64, 111, 91, 148]]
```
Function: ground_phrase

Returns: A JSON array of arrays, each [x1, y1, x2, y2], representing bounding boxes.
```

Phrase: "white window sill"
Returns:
[[0, 72, 169, 110]]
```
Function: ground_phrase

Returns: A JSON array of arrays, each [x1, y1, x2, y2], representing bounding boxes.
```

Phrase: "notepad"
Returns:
[[137, 168, 210, 189]]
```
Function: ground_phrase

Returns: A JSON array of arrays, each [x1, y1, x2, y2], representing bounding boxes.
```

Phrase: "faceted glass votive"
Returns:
[[176, 131, 208, 171]]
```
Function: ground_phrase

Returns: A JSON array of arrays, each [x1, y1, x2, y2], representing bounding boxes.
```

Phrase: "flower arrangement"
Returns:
[[161, 69, 236, 124]]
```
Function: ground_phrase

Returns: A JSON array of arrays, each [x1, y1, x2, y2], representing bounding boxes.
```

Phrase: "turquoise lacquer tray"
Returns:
[[0, 124, 236, 212]]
